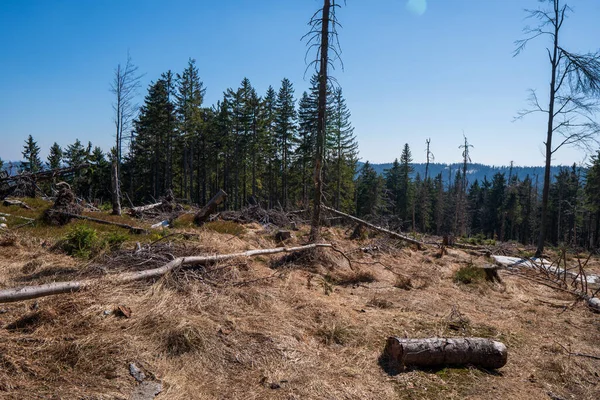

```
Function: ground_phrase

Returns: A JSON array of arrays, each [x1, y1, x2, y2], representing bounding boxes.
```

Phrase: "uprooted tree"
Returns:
[[514, 0, 600, 257]]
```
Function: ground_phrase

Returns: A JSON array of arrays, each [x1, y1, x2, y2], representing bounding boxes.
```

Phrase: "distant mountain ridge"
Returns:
[[360, 162, 580, 185]]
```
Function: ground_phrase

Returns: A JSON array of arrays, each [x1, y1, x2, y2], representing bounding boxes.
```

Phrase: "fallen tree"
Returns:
[[0, 243, 332, 303], [322, 206, 424, 249], [47, 211, 147, 234], [493, 255, 600, 313], [383, 337, 508, 370]]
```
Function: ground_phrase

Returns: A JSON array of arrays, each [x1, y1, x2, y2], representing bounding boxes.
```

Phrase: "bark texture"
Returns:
[[384, 337, 508, 370], [194, 189, 227, 225]]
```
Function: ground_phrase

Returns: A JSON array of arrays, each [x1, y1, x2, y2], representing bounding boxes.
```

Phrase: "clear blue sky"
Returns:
[[1, 0, 599, 167]]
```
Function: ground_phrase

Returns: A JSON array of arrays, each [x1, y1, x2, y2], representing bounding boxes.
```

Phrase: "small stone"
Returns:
[[129, 363, 146, 383]]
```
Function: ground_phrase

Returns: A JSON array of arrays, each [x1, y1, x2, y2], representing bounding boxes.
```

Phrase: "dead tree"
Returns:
[[383, 337, 508, 371], [304, 0, 343, 242], [110, 53, 142, 216], [514, 0, 600, 257]]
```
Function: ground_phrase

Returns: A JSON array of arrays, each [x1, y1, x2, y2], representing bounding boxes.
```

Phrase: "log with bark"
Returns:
[[47, 211, 147, 234], [0, 243, 332, 303], [383, 337, 508, 371], [322, 206, 424, 249], [194, 189, 227, 225]]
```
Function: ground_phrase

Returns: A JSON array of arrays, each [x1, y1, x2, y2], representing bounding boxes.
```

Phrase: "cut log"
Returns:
[[322, 206, 424, 249], [47, 211, 147, 234], [0, 243, 332, 303], [0, 212, 35, 222], [384, 337, 507, 370], [194, 189, 227, 225]]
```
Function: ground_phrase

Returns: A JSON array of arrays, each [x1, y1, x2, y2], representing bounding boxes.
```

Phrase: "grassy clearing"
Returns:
[[0, 211, 599, 399]]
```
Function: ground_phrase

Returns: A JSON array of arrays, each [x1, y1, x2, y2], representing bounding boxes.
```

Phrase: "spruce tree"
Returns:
[[22, 135, 42, 173], [47, 142, 63, 169], [274, 78, 297, 208], [327, 86, 358, 212]]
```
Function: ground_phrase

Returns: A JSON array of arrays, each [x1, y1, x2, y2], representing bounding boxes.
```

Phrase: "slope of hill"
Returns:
[[0, 198, 599, 399]]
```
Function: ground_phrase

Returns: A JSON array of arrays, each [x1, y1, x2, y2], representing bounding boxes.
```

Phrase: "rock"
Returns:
[[0, 223, 7, 229], [130, 381, 163, 400], [129, 363, 146, 383], [0, 216, 6, 222]]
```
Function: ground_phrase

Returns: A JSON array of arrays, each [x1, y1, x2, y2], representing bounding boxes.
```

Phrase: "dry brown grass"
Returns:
[[0, 207, 599, 399]]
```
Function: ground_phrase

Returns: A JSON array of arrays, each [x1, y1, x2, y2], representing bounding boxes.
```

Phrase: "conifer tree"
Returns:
[[327, 86, 358, 212], [22, 135, 42, 173], [47, 142, 63, 170], [274, 78, 297, 209]]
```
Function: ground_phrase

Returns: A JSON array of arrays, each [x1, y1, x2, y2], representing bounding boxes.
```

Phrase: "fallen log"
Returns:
[[194, 189, 227, 225], [322, 206, 424, 249], [0, 243, 332, 303], [0, 212, 35, 222], [383, 337, 507, 370], [47, 211, 147, 234], [128, 202, 163, 216]]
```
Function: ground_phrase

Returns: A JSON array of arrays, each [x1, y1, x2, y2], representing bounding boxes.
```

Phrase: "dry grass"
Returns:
[[0, 205, 599, 399]]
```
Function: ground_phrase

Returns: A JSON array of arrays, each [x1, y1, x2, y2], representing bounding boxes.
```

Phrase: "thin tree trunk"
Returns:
[[309, 0, 330, 242]]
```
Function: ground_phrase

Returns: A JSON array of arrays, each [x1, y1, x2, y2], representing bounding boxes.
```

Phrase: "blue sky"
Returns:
[[1, 0, 599, 166]]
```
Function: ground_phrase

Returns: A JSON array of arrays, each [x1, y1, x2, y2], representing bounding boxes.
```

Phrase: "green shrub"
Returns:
[[62, 225, 102, 259], [453, 263, 486, 285], [105, 231, 129, 250]]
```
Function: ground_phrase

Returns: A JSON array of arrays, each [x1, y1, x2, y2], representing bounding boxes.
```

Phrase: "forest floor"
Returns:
[[0, 198, 599, 400]]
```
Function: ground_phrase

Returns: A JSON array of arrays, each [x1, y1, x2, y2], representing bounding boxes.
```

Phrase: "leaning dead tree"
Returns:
[[383, 337, 508, 371], [304, 0, 343, 242], [0, 243, 333, 303], [514, 0, 600, 257], [323, 206, 424, 249]]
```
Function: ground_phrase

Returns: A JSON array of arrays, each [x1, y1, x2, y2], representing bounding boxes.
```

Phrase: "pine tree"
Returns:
[[22, 135, 42, 173], [356, 161, 385, 218], [327, 86, 358, 212], [261, 86, 278, 208], [398, 143, 414, 229], [175, 58, 206, 202], [274, 78, 297, 208], [47, 142, 63, 170], [585, 151, 600, 248], [130, 76, 177, 201], [294, 90, 317, 207]]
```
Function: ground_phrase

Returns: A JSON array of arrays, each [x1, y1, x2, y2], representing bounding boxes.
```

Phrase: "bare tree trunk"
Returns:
[[384, 337, 508, 370], [111, 159, 121, 216], [309, 0, 331, 242], [536, 27, 559, 257]]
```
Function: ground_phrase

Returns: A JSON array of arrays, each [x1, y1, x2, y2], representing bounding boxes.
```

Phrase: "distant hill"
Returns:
[[359, 162, 578, 185]]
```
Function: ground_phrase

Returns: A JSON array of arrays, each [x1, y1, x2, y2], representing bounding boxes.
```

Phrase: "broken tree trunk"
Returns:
[[194, 189, 227, 225], [322, 206, 424, 249], [384, 337, 507, 370], [48, 211, 147, 234], [128, 202, 163, 216], [0, 243, 332, 303]]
